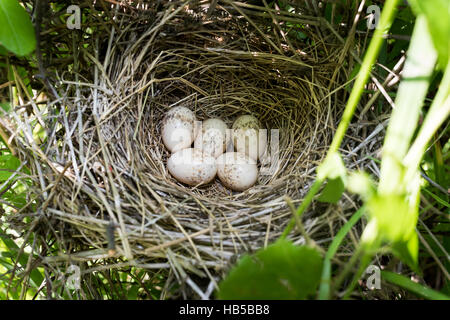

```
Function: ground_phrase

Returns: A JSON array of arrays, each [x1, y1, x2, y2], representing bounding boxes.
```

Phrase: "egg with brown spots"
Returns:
[[168, 148, 217, 186], [194, 118, 229, 158], [162, 106, 197, 153], [216, 152, 258, 191], [232, 115, 267, 161]]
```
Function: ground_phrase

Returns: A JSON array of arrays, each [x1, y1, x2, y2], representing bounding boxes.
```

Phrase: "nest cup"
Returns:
[[6, 1, 358, 297]]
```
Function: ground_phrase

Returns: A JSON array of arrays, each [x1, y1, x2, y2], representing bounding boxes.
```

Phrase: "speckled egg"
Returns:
[[232, 115, 267, 161], [216, 152, 258, 191], [194, 118, 229, 158], [162, 106, 197, 153], [168, 148, 217, 186]]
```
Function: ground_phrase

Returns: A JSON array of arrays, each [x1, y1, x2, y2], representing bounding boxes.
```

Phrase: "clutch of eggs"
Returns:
[[162, 107, 265, 191]]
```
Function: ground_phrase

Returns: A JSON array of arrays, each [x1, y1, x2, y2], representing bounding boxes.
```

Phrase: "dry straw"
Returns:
[[3, 1, 387, 298]]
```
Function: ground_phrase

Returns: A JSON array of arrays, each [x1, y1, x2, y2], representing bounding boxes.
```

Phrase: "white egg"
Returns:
[[162, 106, 197, 153], [232, 115, 267, 161], [216, 152, 258, 191], [168, 148, 217, 186], [194, 118, 229, 158]]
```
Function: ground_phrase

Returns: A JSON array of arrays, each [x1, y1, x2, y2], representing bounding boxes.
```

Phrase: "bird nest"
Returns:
[[3, 1, 385, 298]]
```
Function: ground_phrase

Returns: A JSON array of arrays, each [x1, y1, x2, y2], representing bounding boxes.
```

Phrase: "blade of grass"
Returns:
[[422, 188, 450, 208], [280, 0, 400, 239], [381, 270, 450, 300], [280, 179, 322, 239], [433, 138, 445, 186], [328, 0, 400, 154], [318, 207, 365, 300]]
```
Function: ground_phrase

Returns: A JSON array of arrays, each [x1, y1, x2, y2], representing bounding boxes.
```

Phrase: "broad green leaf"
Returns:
[[0, 102, 11, 112], [218, 240, 323, 299], [366, 194, 418, 243], [2, 189, 27, 208], [318, 177, 345, 203], [391, 233, 419, 273], [362, 194, 419, 268], [408, 0, 450, 69], [0, 0, 36, 56], [317, 152, 347, 203], [0, 231, 44, 287], [0, 44, 8, 55], [127, 285, 139, 300], [0, 154, 21, 181]]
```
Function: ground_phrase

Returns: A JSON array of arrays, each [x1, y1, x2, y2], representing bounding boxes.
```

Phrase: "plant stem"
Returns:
[[284, 195, 313, 246], [328, 0, 400, 154], [279, 0, 400, 239], [378, 15, 438, 195], [332, 245, 364, 294], [404, 61, 450, 177], [342, 253, 372, 299], [280, 179, 323, 240], [318, 207, 365, 299]]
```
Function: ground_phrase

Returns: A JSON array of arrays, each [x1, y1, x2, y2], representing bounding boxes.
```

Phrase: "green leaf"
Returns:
[[218, 240, 323, 299], [408, 0, 450, 69], [317, 152, 347, 203], [2, 189, 27, 208], [0, 102, 11, 112], [391, 233, 420, 273], [318, 177, 345, 203], [0, 154, 21, 181], [362, 194, 419, 268], [0, 230, 44, 288], [0, 44, 8, 55], [366, 195, 418, 243], [0, 0, 36, 56], [127, 285, 139, 300]]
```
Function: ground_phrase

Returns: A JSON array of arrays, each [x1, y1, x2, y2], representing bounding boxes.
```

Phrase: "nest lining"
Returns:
[[3, 1, 387, 297]]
